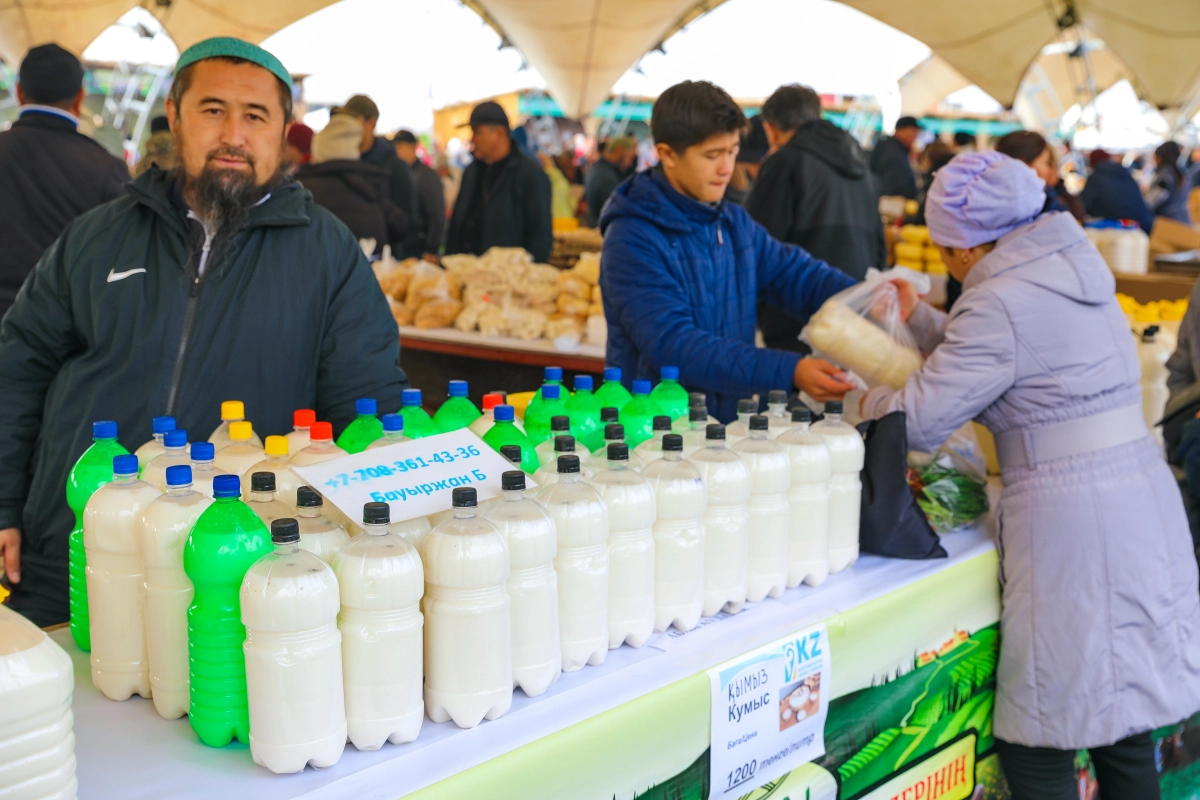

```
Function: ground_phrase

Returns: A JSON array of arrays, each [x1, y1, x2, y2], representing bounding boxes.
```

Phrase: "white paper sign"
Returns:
[[291, 429, 522, 524], [708, 622, 831, 800]]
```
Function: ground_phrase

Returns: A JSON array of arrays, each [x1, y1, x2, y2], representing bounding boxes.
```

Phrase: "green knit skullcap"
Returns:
[[174, 37, 293, 90]]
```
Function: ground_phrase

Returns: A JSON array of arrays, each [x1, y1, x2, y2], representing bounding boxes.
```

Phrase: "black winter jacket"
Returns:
[[297, 159, 409, 255], [868, 135, 917, 199], [407, 159, 447, 257], [445, 147, 553, 263], [362, 136, 419, 255], [0, 169, 407, 625]]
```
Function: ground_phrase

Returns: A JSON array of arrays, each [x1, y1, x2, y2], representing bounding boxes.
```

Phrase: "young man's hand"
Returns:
[[0, 528, 20, 585], [794, 358, 856, 402]]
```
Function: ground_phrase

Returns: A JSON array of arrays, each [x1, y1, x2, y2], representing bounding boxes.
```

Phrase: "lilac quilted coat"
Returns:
[[863, 212, 1200, 748]]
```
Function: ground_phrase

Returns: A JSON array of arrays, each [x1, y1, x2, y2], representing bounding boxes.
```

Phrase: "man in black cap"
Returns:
[[335, 94, 417, 255], [392, 130, 446, 261], [868, 115, 921, 199], [0, 43, 129, 318], [444, 100, 552, 263]]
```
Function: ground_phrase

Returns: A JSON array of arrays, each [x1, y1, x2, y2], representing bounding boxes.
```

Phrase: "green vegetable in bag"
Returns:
[[906, 449, 989, 533]]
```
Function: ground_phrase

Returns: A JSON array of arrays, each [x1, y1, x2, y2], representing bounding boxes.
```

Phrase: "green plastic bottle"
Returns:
[[398, 388, 439, 439], [433, 380, 482, 432], [619, 379, 658, 448], [482, 405, 539, 474], [649, 365, 690, 420], [523, 383, 569, 446], [594, 367, 633, 412], [67, 420, 129, 652], [184, 474, 271, 747], [336, 398, 384, 454], [565, 374, 603, 452], [520, 366, 565, 427]]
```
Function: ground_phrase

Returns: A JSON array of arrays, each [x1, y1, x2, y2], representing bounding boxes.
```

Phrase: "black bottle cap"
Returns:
[[605, 423, 624, 439], [550, 415, 570, 432], [706, 423, 726, 440], [500, 444, 522, 464], [502, 470, 526, 491], [607, 442, 629, 461], [557, 454, 581, 474], [791, 407, 812, 423], [662, 433, 683, 451], [271, 518, 300, 544], [768, 390, 788, 404], [688, 392, 706, 407], [737, 398, 758, 413], [554, 434, 576, 452], [652, 415, 672, 431], [689, 407, 708, 422], [363, 501, 390, 525], [825, 400, 844, 414], [296, 485, 322, 508], [452, 487, 477, 507], [749, 415, 769, 431], [250, 471, 275, 492], [600, 407, 619, 422]]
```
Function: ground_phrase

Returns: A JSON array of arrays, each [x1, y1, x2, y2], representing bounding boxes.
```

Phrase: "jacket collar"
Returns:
[[598, 167, 725, 235], [963, 211, 1087, 292], [127, 167, 312, 234], [14, 107, 79, 132]]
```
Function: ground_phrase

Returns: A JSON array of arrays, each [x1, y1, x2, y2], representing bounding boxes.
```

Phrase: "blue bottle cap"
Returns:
[[191, 442, 215, 461], [355, 398, 377, 416], [542, 383, 561, 400], [574, 375, 593, 391], [163, 429, 188, 448], [113, 454, 139, 475], [632, 379, 652, 395], [166, 465, 192, 486], [212, 474, 241, 498], [544, 366, 563, 381], [448, 380, 468, 397], [494, 404, 515, 422], [382, 413, 404, 432], [152, 416, 176, 435], [603, 367, 621, 382], [93, 420, 117, 439], [401, 388, 422, 406], [661, 365, 679, 381]]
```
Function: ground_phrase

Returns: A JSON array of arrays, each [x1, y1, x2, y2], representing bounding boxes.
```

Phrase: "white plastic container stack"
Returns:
[[134, 415, 176, 469], [241, 519, 346, 773], [294, 486, 350, 565], [1086, 222, 1149, 275], [733, 416, 790, 602], [538, 454, 610, 670], [777, 407, 833, 587], [139, 464, 212, 720], [642, 434, 706, 632], [333, 502, 424, 749], [723, 399, 759, 446], [142, 428, 191, 492], [590, 443, 656, 649], [0, 605, 77, 800], [812, 401, 864, 573], [422, 488, 513, 728], [240, 436, 302, 510], [482, 471, 562, 697], [691, 425, 751, 616], [244, 472, 295, 529]]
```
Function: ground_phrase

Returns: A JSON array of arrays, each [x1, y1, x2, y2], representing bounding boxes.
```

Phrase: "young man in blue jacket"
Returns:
[[598, 80, 857, 422]]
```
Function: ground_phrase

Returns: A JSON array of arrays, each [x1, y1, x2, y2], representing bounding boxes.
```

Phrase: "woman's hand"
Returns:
[[892, 278, 920, 321], [795, 358, 856, 402]]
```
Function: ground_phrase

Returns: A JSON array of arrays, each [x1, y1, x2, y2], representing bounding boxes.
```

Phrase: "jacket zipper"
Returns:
[[164, 215, 213, 415]]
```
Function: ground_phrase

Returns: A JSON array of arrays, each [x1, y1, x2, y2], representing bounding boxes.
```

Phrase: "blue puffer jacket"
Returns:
[[598, 169, 856, 422]]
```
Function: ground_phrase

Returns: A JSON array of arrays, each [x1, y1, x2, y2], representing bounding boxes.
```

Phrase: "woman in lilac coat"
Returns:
[[862, 151, 1200, 799]]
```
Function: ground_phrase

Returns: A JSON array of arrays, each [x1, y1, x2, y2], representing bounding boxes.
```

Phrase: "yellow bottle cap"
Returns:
[[221, 400, 245, 420], [229, 421, 253, 441], [264, 435, 288, 457]]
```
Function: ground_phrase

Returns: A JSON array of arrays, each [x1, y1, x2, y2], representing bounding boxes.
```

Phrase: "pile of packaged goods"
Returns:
[[892, 225, 948, 306], [59, 369, 870, 776]]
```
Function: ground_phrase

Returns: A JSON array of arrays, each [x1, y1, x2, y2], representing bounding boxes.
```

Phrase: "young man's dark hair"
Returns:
[[650, 81, 747, 153], [760, 84, 822, 133], [995, 130, 1047, 166]]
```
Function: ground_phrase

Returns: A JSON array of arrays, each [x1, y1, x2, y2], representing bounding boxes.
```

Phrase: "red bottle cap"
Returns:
[[481, 393, 504, 411], [294, 409, 316, 427], [310, 421, 333, 441]]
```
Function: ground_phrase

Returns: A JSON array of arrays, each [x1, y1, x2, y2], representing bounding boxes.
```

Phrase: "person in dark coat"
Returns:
[[1081, 150, 1154, 233], [445, 101, 553, 263], [868, 116, 920, 198], [0, 38, 407, 628], [0, 44, 129, 319], [1147, 141, 1192, 225], [747, 84, 886, 352], [584, 136, 635, 226], [297, 114, 409, 255], [724, 116, 767, 206], [393, 129, 447, 260]]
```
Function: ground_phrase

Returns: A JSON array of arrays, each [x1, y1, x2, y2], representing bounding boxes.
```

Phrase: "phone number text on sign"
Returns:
[[319, 444, 485, 499]]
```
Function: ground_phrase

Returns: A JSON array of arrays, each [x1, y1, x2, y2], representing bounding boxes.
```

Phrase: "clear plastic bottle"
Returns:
[[765, 390, 793, 437], [294, 486, 351, 564], [337, 398, 384, 454], [724, 398, 759, 445], [733, 416, 790, 602], [422, 488, 513, 728], [674, 392, 718, 432], [691, 425, 751, 616], [482, 471, 562, 697], [241, 519, 346, 773], [524, 383, 569, 447], [286, 409, 315, 454], [134, 415, 176, 469], [641, 434, 705, 632], [240, 435, 302, 509], [367, 412, 410, 450], [521, 366, 565, 426], [390, 514, 433, 553], [139, 464, 212, 719], [0, 605, 77, 800], [777, 407, 832, 587], [649, 365, 690, 420], [811, 401, 863, 573], [534, 435, 593, 486], [244, 472, 296, 529], [680, 407, 711, 458], [538, 455, 609, 671], [594, 366, 633, 412], [398, 388, 440, 439], [190, 442, 219, 499], [591, 443, 656, 649], [433, 380, 482, 433], [482, 404, 539, 474], [588, 422, 643, 471], [333, 502, 424, 749], [214, 421, 266, 477], [143, 428, 191, 492], [468, 392, 511, 439], [291, 421, 347, 467], [633, 415, 674, 462], [535, 415, 573, 465], [209, 400, 262, 451], [595, 406, 620, 442], [619, 379, 658, 448], [84, 453, 161, 701], [565, 375, 603, 452]]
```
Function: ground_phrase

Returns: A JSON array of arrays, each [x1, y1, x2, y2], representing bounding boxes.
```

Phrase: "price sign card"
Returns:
[[292, 429, 522, 524], [708, 622, 831, 800]]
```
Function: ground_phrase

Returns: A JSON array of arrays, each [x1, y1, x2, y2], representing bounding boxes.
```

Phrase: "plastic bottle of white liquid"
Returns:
[[591, 443, 656, 649], [333, 502, 424, 749], [422, 488, 512, 728], [0, 605, 77, 800], [291, 421, 353, 532], [535, 435, 593, 486], [190, 442, 219, 498], [134, 415, 176, 469], [244, 472, 296, 530], [240, 436, 302, 509], [811, 401, 863, 573], [214, 421, 266, 477], [641, 434, 705, 632], [588, 422, 642, 472], [366, 413, 410, 450], [673, 392, 716, 432], [535, 416, 572, 465], [295, 486, 350, 565], [633, 415, 674, 462], [733, 416, 790, 601], [286, 409, 315, 454], [680, 407, 710, 458], [724, 399, 759, 446], [691, 425, 751, 617], [139, 464, 212, 719], [482, 471, 562, 697], [84, 453, 161, 700], [468, 392, 525, 439], [764, 390, 793, 437], [390, 515, 433, 552], [143, 428, 191, 492], [210, 400, 262, 451], [777, 407, 832, 587], [538, 454, 609, 670], [241, 519, 346, 773]]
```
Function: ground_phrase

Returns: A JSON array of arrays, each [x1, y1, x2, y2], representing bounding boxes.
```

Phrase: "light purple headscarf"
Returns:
[[926, 151, 1046, 249]]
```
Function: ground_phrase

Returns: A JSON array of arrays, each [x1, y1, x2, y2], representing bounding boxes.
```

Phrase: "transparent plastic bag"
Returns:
[[801, 267, 931, 390], [906, 445, 989, 533]]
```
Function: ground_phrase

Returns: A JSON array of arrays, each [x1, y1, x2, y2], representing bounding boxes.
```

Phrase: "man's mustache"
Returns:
[[205, 147, 256, 169]]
